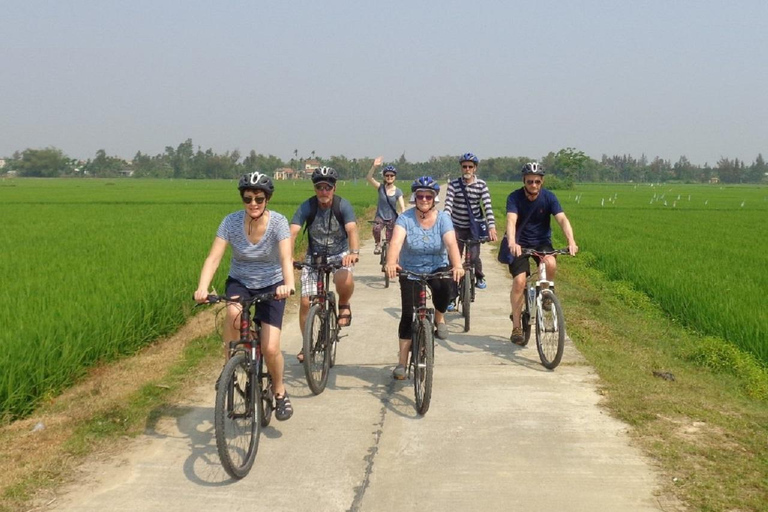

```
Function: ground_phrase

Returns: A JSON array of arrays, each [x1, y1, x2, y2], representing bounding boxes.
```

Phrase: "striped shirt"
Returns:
[[216, 210, 291, 289], [443, 177, 496, 230]]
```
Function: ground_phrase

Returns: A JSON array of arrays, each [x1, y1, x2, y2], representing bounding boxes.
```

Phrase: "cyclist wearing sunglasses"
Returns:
[[194, 171, 296, 420], [384, 176, 464, 380], [504, 162, 578, 346], [366, 157, 405, 255], [290, 166, 360, 344], [443, 152, 497, 305]]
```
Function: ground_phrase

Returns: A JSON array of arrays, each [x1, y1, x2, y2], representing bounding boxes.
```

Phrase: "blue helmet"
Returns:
[[411, 175, 440, 193], [410, 176, 440, 204], [381, 165, 397, 176], [459, 152, 479, 165]]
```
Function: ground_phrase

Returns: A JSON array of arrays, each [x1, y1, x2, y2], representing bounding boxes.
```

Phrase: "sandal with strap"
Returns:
[[275, 392, 293, 421], [338, 304, 352, 327]]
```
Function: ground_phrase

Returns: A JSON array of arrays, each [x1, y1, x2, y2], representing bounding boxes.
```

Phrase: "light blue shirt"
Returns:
[[395, 208, 454, 276]]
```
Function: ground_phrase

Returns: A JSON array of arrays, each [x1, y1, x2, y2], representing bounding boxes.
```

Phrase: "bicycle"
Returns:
[[201, 292, 282, 479], [369, 219, 395, 288], [293, 256, 344, 395], [398, 269, 453, 415], [456, 237, 489, 332], [519, 248, 571, 369]]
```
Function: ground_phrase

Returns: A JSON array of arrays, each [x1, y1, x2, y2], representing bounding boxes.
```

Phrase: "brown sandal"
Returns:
[[338, 304, 352, 327]]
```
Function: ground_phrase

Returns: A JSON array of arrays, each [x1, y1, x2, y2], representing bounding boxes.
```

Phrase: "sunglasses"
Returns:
[[242, 195, 267, 204], [461, 164, 475, 169], [314, 184, 334, 192], [415, 193, 435, 201], [525, 179, 542, 185], [383, 174, 396, 178]]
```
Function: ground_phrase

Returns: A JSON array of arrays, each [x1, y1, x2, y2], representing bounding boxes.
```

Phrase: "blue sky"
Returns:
[[2, 0, 766, 165]]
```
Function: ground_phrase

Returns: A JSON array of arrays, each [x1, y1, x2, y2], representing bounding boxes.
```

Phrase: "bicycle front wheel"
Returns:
[[535, 290, 565, 369], [214, 352, 260, 479], [303, 303, 330, 394], [460, 273, 472, 332], [412, 318, 435, 415]]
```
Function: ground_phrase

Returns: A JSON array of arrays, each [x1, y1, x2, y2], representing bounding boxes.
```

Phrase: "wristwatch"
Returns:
[[350, 250, 360, 255]]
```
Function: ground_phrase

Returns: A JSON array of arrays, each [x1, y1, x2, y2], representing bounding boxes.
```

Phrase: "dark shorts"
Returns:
[[507, 243, 555, 278], [225, 278, 287, 329]]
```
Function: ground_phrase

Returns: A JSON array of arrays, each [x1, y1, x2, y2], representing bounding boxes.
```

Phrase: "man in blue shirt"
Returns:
[[290, 167, 360, 360], [505, 162, 578, 345]]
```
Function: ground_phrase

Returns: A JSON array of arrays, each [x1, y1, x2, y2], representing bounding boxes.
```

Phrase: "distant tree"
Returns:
[[242, 151, 284, 174], [747, 154, 767, 183], [15, 147, 72, 177], [84, 149, 125, 177]]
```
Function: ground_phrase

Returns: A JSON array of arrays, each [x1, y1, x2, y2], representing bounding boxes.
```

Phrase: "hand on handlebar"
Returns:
[[342, 253, 359, 267], [384, 263, 401, 279], [452, 266, 465, 282]]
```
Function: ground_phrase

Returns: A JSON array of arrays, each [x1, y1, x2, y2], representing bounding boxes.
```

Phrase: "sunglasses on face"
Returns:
[[314, 184, 334, 192], [415, 194, 434, 201], [461, 164, 475, 170], [383, 174, 396, 178], [525, 179, 542, 185], [242, 195, 267, 204]]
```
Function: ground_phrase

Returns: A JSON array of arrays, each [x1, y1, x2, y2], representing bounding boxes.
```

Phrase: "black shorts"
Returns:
[[507, 243, 555, 278], [224, 278, 287, 329]]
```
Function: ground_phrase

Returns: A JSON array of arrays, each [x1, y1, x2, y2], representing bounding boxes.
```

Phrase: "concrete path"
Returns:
[[52, 238, 665, 512]]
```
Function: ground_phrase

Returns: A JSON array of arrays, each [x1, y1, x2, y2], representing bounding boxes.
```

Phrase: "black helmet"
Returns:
[[311, 166, 338, 185], [521, 162, 545, 176], [238, 172, 274, 196]]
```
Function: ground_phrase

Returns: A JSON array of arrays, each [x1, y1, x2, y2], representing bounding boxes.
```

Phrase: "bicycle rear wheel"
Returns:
[[257, 355, 273, 427], [412, 318, 435, 415], [328, 305, 339, 368], [535, 290, 565, 369], [303, 303, 330, 394], [381, 244, 390, 288], [521, 292, 532, 346], [460, 273, 471, 332], [214, 352, 260, 479]]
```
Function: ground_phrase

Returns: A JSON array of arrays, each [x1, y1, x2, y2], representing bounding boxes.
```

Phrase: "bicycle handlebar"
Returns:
[[457, 237, 491, 244], [397, 269, 455, 281], [293, 261, 345, 271], [520, 248, 572, 258], [199, 290, 293, 305]]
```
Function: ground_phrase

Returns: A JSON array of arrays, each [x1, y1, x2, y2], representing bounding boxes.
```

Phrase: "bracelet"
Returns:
[[350, 250, 360, 254]]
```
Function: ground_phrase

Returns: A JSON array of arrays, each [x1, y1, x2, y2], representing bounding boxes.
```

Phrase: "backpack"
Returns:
[[303, 195, 348, 240]]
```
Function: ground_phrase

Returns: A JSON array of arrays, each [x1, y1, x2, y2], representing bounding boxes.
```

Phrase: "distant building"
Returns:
[[274, 167, 297, 180], [0, 158, 6, 169], [303, 159, 320, 178], [709, 177, 720, 184]]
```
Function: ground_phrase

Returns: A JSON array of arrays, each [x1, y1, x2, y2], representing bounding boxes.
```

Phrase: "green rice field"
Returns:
[[489, 182, 768, 365], [2, 178, 766, 420], [0, 178, 372, 420]]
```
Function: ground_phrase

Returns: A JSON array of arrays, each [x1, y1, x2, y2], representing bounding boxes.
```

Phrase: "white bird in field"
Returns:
[[741, 201, 745, 207], [601, 198, 605, 206], [664, 200, 668, 206]]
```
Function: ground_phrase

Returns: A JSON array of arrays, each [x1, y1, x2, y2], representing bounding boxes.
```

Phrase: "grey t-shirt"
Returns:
[[291, 196, 356, 256], [216, 210, 290, 289]]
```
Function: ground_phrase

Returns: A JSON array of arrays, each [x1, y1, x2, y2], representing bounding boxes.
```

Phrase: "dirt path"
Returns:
[[44, 233, 673, 512]]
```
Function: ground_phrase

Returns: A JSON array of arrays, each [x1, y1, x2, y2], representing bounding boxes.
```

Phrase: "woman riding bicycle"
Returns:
[[384, 176, 464, 380], [194, 172, 295, 421], [366, 157, 405, 255]]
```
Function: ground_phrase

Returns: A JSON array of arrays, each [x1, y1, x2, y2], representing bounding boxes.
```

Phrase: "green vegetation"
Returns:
[[0, 178, 372, 420]]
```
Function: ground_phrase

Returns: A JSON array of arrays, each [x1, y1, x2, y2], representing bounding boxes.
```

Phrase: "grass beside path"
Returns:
[[555, 253, 768, 512]]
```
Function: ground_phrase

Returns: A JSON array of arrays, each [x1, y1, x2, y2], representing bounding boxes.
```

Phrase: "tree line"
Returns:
[[2, 140, 766, 185]]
